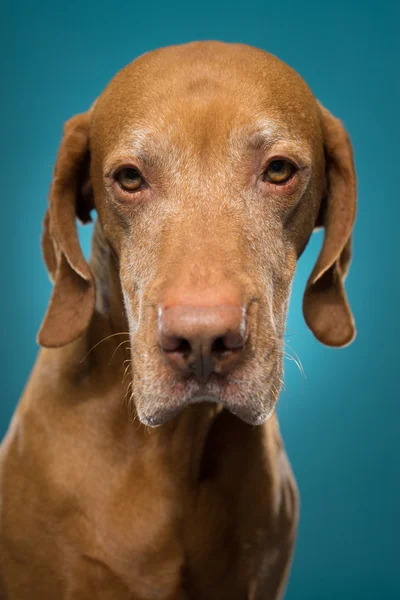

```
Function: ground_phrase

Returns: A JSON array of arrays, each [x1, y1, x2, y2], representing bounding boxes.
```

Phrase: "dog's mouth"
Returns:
[[132, 361, 279, 428]]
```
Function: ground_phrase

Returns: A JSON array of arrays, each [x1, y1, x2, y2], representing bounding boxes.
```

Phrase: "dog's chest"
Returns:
[[62, 467, 189, 599], [1, 405, 289, 599], [72, 486, 249, 600], [74, 465, 275, 600]]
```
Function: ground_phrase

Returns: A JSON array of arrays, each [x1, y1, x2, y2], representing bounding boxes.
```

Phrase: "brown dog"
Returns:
[[0, 41, 356, 599]]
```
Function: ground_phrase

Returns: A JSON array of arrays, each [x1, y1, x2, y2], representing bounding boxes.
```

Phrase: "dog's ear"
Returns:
[[303, 103, 357, 347], [37, 112, 95, 348]]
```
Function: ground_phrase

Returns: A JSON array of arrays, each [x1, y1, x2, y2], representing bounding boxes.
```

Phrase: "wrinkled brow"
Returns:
[[104, 119, 312, 174], [104, 129, 170, 174], [230, 120, 313, 165], [246, 130, 285, 152], [228, 120, 283, 151]]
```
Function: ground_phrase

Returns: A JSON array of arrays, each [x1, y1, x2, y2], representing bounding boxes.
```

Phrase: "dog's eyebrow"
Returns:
[[234, 121, 313, 165], [246, 130, 284, 151], [104, 131, 167, 174], [229, 120, 283, 151]]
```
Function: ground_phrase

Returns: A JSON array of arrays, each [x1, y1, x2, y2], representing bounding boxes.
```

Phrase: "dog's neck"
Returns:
[[72, 219, 220, 483]]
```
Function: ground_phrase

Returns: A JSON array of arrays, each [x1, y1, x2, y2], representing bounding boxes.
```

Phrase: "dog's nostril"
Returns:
[[172, 338, 191, 355], [162, 335, 191, 354], [217, 330, 247, 353], [211, 336, 228, 354]]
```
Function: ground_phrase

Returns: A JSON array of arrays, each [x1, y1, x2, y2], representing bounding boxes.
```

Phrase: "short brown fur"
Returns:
[[0, 41, 356, 599]]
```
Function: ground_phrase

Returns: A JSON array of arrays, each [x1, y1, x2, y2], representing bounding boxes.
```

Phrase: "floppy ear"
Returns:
[[37, 112, 95, 348], [303, 103, 357, 348]]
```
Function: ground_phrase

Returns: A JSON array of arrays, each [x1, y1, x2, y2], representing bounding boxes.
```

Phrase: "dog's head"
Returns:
[[38, 42, 356, 426]]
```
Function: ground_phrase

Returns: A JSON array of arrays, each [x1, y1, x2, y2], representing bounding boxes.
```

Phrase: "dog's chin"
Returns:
[[137, 401, 275, 428], [133, 376, 278, 428]]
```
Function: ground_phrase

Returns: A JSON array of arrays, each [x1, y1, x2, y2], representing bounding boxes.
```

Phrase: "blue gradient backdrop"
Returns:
[[1, 1, 399, 598]]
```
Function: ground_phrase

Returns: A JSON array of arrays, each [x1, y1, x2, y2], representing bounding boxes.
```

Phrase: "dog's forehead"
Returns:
[[91, 42, 320, 159]]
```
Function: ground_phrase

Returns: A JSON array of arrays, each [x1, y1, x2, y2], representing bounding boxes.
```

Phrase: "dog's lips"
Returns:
[[135, 373, 275, 427]]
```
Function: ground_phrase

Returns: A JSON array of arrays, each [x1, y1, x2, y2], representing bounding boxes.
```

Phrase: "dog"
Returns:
[[0, 41, 356, 599]]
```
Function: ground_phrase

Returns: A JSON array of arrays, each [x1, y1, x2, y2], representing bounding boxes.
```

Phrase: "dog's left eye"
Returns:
[[263, 160, 295, 184], [115, 167, 144, 192]]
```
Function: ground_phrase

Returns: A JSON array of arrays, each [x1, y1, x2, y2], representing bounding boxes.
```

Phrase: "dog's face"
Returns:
[[38, 42, 356, 427]]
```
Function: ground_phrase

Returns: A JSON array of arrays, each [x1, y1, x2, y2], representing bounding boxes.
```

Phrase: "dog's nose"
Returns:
[[158, 304, 248, 384]]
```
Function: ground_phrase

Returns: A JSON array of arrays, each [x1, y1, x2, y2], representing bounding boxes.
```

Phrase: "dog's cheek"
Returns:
[[271, 246, 297, 335]]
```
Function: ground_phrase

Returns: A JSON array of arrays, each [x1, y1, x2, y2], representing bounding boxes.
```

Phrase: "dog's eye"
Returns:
[[264, 160, 295, 184], [115, 167, 144, 192]]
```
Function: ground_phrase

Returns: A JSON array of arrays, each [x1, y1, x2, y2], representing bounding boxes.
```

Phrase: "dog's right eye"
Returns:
[[115, 167, 144, 192], [263, 159, 295, 185]]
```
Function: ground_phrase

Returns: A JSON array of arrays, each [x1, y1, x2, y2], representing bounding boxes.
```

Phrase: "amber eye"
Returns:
[[115, 167, 144, 192], [264, 160, 295, 184]]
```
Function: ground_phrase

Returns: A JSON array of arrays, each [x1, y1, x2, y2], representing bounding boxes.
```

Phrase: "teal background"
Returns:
[[1, 1, 399, 598]]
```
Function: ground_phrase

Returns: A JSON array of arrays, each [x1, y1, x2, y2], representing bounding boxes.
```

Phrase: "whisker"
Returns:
[[284, 328, 300, 337], [283, 352, 305, 382], [278, 376, 287, 393], [280, 344, 305, 397], [122, 363, 131, 384], [80, 332, 130, 363], [284, 342, 306, 381], [109, 339, 131, 365], [124, 381, 133, 404]]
